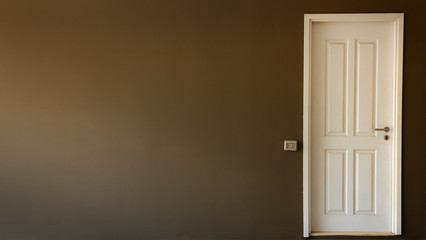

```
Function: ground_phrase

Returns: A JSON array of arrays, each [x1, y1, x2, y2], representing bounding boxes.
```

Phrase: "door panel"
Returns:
[[354, 150, 376, 215], [326, 41, 348, 136], [355, 41, 377, 136], [325, 150, 347, 214], [311, 21, 394, 232]]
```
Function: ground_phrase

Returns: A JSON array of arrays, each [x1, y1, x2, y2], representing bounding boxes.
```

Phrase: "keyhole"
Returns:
[[384, 135, 389, 140]]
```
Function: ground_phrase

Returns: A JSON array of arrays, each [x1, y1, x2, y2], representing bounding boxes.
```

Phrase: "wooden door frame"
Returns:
[[303, 13, 404, 237]]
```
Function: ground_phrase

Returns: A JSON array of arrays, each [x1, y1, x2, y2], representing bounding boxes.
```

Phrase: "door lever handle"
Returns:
[[375, 126, 390, 132]]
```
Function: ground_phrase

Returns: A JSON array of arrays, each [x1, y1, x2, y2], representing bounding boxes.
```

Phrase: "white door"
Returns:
[[310, 21, 395, 232]]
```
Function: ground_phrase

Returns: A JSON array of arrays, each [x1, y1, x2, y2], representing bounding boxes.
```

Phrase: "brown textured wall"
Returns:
[[0, 0, 424, 239]]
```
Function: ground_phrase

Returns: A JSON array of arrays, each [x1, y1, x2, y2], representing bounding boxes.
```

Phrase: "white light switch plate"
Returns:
[[284, 140, 297, 151]]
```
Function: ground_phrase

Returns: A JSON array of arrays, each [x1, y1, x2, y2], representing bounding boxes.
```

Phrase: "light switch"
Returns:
[[284, 140, 298, 151]]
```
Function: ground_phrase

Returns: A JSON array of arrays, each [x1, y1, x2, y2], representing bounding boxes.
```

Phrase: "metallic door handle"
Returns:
[[375, 126, 390, 132]]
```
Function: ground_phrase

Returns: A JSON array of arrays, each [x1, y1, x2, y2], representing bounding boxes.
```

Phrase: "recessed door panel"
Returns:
[[325, 150, 347, 214], [355, 41, 377, 136], [354, 150, 376, 215], [326, 41, 348, 136]]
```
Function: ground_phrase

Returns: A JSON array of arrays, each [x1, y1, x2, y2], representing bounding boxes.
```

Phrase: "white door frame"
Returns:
[[303, 13, 404, 237]]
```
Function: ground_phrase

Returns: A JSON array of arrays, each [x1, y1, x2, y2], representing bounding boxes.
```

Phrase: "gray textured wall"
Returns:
[[0, 0, 424, 239]]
